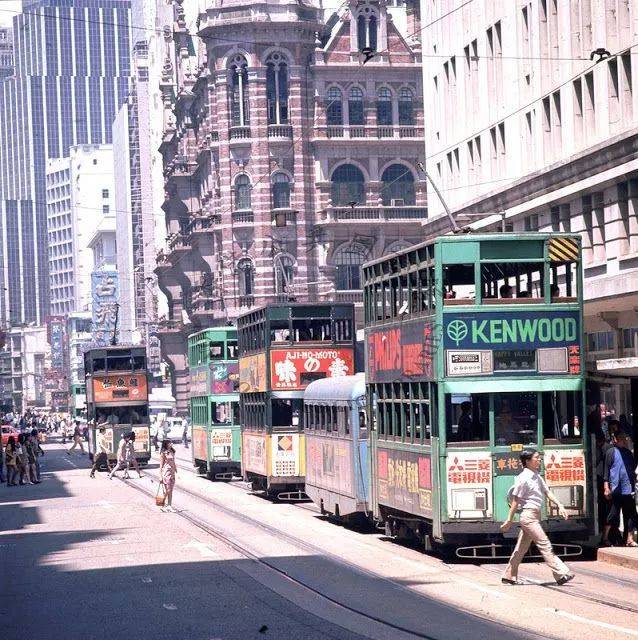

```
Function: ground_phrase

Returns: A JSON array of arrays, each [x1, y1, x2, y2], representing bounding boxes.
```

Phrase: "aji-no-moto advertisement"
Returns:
[[377, 447, 433, 518], [270, 348, 353, 391], [242, 433, 268, 476], [306, 436, 353, 495], [192, 427, 208, 461], [445, 452, 493, 519]]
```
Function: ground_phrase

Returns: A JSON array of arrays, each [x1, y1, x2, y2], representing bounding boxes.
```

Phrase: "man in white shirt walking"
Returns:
[[501, 449, 574, 585], [90, 424, 113, 478]]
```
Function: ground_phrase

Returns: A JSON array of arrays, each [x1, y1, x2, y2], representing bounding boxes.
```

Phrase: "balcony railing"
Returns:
[[326, 126, 345, 138], [377, 126, 394, 138], [167, 233, 190, 252], [238, 295, 255, 308], [315, 125, 424, 140], [157, 319, 184, 333], [268, 124, 293, 138], [319, 206, 428, 223], [229, 126, 251, 140], [232, 210, 254, 224], [271, 209, 297, 226], [334, 289, 364, 303], [191, 297, 225, 315]]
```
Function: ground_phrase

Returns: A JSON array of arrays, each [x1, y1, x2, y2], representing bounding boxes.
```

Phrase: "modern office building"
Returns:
[[0, 1, 131, 326], [421, 0, 638, 421], [156, 0, 424, 412], [0, 27, 13, 79]]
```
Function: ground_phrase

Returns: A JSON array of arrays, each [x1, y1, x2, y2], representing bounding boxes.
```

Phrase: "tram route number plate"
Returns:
[[446, 350, 493, 376]]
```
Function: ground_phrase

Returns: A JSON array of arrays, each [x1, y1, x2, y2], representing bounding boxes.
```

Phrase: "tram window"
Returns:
[[99, 405, 148, 425], [226, 340, 238, 359], [358, 409, 367, 439], [301, 372, 324, 386], [92, 357, 106, 373], [209, 342, 224, 359], [132, 355, 145, 370], [270, 320, 290, 343], [211, 401, 237, 425], [344, 407, 350, 435], [541, 391, 582, 444], [442, 264, 475, 305], [108, 355, 132, 371], [494, 392, 538, 446], [334, 319, 353, 342], [550, 262, 578, 302], [292, 318, 332, 342], [446, 394, 488, 445], [481, 262, 544, 301]]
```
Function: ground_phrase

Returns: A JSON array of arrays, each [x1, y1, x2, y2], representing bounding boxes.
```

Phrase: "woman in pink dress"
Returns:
[[159, 440, 177, 512]]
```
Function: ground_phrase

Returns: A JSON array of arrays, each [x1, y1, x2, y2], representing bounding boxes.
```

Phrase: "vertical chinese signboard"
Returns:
[[91, 271, 119, 347]]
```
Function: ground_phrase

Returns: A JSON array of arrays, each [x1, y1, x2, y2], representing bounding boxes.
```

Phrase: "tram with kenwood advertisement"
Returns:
[[188, 327, 241, 479], [237, 303, 356, 499], [303, 373, 368, 521], [85, 346, 151, 466], [363, 233, 592, 557]]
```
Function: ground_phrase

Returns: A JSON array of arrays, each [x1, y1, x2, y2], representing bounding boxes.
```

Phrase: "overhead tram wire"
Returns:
[[0, 6, 600, 65]]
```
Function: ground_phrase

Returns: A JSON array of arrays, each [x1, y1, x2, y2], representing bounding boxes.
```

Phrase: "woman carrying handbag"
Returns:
[[159, 440, 177, 512]]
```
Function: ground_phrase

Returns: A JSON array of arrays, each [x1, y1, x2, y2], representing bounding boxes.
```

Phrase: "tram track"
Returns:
[[126, 465, 557, 640]]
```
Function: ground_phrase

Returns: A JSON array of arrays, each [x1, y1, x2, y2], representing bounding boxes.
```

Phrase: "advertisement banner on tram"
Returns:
[[211, 363, 239, 394], [377, 447, 433, 518], [270, 348, 354, 391], [271, 433, 302, 477], [192, 427, 207, 461], [243, 433, 268, 476], [543, 449, 587, 517], [211, 429, 232, 460], [92, 374, 148, 403], [239, 354, 267, 393], [306, 437, 353, 495], [190, 367, 208, 397], [445, 452, 493, 519], [366, 319, 436, 383], [132, 426, 150, 452]]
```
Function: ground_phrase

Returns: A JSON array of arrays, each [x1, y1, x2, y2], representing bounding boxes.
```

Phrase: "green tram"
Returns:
[[69, 383, 86, 419], [188, 328, 241, 479], [363, 233, 593, 557]]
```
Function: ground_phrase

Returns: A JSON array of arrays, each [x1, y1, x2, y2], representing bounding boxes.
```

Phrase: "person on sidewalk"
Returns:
[[67, 421, 86, 455], [159, 439, 177, 512], [601, 430, 637, 547], [501, 449, 574, 586], [16, 433, 34, 485], [25, 433, 40, 484], [124, 432, 142, 479], [5, 436, 18, 486], [31, 429, 44, 480], [108, 433, 130, 479], [182, 421, 189, 449], [90, 425, 113, 478], [0, 434, 5, 484]]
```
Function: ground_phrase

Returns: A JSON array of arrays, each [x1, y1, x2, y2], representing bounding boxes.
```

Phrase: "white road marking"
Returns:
[[544, 608, 638, 636], [162, 603, 178, 611], [141, 577, 152, 584], [454, 578, 512, 599], [63, 457, 78, 468], [186, 540, 219, 558]]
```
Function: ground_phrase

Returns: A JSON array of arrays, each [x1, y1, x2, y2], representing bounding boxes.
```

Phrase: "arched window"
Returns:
[[274, 254, 295, 295], [229, 55, 249, 127], [356, 4, 378, 52], [326, 87, 343, 126], [381, 164, 416, 206], [237, 258, 254, 297], [266, 52, 289, 125], [377, 87, 393, 126], [334, 243, 369, 291], [235, 174, 251, 210], [272, 173, 291, 209], [331, 164, 365, 206], [348, 87, 364, 125], [398, 87, 414, 125]]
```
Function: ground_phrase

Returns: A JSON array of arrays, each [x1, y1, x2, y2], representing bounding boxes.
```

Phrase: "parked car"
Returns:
[[1, 424, 19, 446], [160, 417, 188, 443]]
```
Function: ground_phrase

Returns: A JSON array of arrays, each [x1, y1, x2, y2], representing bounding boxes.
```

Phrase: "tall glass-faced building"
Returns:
[[0, 0, 131, 325]]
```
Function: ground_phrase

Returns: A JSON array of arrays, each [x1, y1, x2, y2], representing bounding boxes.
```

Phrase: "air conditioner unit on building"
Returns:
[[390, 199, 405, 206]]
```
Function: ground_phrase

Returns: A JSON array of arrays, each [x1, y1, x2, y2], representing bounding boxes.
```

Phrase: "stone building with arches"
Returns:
[[156, 0, 424, 412]]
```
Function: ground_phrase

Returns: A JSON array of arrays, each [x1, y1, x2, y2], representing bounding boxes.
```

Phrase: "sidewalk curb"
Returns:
[[597, 547, 638, 571]]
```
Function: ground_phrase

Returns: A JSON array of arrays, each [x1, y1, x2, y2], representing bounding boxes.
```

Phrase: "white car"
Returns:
[[158, 417, 189, 443]]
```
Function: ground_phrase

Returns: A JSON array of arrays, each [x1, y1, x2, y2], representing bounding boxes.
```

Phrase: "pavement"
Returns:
[[3, 438, 638, 640], [597, 546, 638, 571]]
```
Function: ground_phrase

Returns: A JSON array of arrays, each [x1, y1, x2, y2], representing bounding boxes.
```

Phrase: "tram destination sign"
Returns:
[[443, 311, 580, 351]]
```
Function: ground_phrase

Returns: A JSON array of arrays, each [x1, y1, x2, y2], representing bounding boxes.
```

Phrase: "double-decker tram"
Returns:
[[363, 233, 593, 557], [303, 374, 368, 521], [188, 327, 241, 479], [85, 346, 151, 466], [237, 303, 356, 499]]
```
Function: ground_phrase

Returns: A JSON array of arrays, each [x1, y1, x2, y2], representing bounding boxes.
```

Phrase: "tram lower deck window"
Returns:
[[446, 394, 489, 445], [494, 392, 538, 446], [541, 391, 582, 444], [272, 399, 303, 428]]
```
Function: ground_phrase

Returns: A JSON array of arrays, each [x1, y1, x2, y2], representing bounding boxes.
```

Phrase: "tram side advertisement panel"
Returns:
[[377, 447, 433, 518], [192, 427, 207, 461], [445, 452, 493, 519], [242, 432, 268, 476], [543, 449, 586, 517], [271, 433, 303, 477], [211, 429, 233, 460], [92, 373, 148, 402], [270, 349, 354, 390], [132, 426, 150, 453], [306, 436, 353, 495]]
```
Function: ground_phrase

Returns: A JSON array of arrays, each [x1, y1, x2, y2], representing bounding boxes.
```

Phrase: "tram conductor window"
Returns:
[[494, 392, 538, 446], [446, 394, 488, 444], [442, 264, 475, 304]]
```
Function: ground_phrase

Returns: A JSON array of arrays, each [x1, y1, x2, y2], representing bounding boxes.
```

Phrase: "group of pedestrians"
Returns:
[[1, 429, 44, 486]]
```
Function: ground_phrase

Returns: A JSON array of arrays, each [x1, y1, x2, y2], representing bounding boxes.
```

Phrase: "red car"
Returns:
[[1, 424, 19, 446]]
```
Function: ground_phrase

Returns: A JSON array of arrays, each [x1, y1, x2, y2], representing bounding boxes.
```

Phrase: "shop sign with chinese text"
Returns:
[[92, 374, 148, 403], [270, 348, 353, 391]]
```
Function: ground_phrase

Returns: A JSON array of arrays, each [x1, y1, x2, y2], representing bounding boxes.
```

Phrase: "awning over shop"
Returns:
[[596, 357, 638, 378]]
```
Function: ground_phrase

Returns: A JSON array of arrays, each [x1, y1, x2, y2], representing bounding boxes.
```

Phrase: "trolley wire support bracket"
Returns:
[[455, 542, 583, 560], [277, 490, 310, 502]]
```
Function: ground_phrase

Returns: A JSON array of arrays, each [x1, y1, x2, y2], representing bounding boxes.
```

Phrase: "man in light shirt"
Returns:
[[90, 424, 112, 478], [501, 449, 574, 585]]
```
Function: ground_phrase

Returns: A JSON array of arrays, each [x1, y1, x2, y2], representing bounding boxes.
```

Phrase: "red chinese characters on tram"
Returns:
[[544, 452, 585, 484], [447, 455, 491, 485]]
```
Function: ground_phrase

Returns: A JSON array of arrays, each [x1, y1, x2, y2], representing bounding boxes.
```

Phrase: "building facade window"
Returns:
[[230, 55, 249, 127], [333, 243, 369, 290], [398, 87, 414, 125], [377, 87, 393, 125], [272, 172, 291, 209], [331, 164, 365, 206], [102, 189, 109, 198], [266, 52, 289, 125], [356, 2, 378, 52], [237, 259, 254, 296], [381, 164, 416, 205], [326, 87, 343, 125], [348, 87, 365, 125], [234, 174, 251, 210], [274, 254, 295, 294]]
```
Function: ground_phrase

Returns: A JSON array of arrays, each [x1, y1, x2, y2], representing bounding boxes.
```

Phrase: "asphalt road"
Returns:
[[2, 438, 637, 640]]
